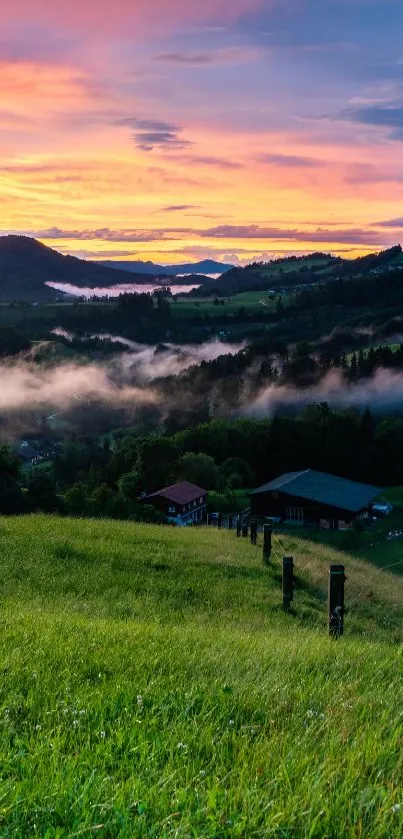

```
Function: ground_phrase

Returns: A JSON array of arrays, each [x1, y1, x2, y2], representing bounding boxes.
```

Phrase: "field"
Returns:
[[171, 291, 294, 319], [1, 515, 403, 836]]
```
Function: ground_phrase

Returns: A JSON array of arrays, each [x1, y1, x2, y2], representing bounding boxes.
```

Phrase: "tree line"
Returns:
[[2, 405, 403, 519]]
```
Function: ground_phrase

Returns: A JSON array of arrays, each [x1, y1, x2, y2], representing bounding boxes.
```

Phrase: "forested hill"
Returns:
[[0, 236, 156, 301], [191, 246, 403, 297]]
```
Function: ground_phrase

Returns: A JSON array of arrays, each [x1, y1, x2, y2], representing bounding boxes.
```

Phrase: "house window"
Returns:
[[199, 497, 203, 503], [286, 506, 304, 523], [193, 500, 197, 507], [168, 506, 176, 514]]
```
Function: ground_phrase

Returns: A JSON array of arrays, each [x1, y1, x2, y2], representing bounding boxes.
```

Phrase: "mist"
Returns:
[[243, 368, 403, 417], [114, 339, 246, 382], [0, 360, 158, 414]]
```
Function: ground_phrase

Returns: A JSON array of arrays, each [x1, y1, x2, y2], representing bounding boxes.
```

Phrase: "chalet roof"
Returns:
[[146, 481, 207, 505], [251, 469, 381, 513]]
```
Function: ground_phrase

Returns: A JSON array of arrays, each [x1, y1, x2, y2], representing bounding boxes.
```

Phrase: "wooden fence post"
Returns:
[[263, 525, 272, 565], [217, 512, 222, 530], [228, 514, 233, 531], [236, 515, 242, 538], [328, 563, 346, 638], [250, 519, 257, 546], [282, 556, 294, 610], [242, 519, 249, 538]]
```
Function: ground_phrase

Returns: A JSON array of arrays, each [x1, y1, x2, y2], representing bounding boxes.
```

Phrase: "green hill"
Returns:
[[192, 245, 403, 298], [1, 515, 403, 836]]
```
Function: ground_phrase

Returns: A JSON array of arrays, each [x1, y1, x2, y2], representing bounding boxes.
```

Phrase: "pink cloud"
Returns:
[[4, 0, 265, 33]]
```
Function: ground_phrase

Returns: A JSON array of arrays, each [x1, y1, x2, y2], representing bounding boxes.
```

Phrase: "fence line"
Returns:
[[210, 510, 349, 635]]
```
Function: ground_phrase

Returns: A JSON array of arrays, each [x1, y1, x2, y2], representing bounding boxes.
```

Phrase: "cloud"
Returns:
[[171, 154, 242, 169], [258, 153, 322, 168], [160, 204, 198, 212], [152, 46, 262, 66], [0, 0, 264, 35], [36, 227, 169, 242], [200, 225, 382, 245], [340, 102, 403, 139], [116, 118, 192, 151], [373, 217, 403, 229]]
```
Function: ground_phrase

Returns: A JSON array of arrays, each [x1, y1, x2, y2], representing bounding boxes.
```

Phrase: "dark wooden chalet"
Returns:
[[250, 469, 381, 530], [145, 481, 208, 525]]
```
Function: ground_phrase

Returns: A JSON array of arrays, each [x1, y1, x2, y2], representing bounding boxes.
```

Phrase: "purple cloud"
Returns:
[[200, 225, 383, 245], [258, 153, 322, 168], [116, 118, 192, 151]]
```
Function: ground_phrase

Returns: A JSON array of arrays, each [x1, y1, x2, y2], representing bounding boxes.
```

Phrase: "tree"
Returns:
[[27, 470, 61, 513], [137, 436, 181, 492], [221, 457, 254, 488], [178, 452, 219, 490], [0, 445, 26, 513], [118, 471, 142, 500]]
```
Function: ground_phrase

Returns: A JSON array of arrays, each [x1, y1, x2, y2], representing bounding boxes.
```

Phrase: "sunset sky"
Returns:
[[1, 0, 403, 265]]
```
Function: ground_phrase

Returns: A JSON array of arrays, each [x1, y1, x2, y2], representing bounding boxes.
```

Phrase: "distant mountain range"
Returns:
[[0, 237, 219, 302], [100, 259, 234, 276], [0, 235, 402, 303]]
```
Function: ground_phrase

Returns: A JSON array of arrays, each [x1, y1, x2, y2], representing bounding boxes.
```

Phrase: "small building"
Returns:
[[250, 469, 382, 530], [145, 481, 208, 526]]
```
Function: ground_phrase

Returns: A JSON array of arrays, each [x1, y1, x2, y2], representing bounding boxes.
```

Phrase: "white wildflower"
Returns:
[[137, 695, 143, 708], [391, 804, 401, 814], [229, 719, 235, 727], [177, 742, 188, 751], [100, 730, 106, 739]]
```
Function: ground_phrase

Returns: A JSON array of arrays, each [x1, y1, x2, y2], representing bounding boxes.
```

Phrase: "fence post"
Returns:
[[263, 525, 272, 565], [250, 519, 257, 546], [236, 515, 242, 538], [228, 514, 233, 531], [282, 556, 294, 610], [217, 512, 222, 530], [328, 563, 346, 638], [242, 519, 249, 538]]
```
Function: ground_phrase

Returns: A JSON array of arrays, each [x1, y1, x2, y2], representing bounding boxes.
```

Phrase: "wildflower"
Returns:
[[35, 724, 42, 731], [391, 804, 401, 814], [100, 730, 106, 739], [137, 695, 143, 708], [176, 742, 188, 751], [229, 719, 235, 727], [79, 709, 86, 716], [72, 720, 79, 728], [306, 710, 315, 719]]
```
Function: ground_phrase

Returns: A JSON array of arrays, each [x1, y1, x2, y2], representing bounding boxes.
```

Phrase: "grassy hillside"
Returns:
[[1, 516, 403, 837]]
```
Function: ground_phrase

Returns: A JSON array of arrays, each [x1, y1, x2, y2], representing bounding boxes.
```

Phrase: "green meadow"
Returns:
[[1, 515, 403, 837], [170, 291, 294, 319]]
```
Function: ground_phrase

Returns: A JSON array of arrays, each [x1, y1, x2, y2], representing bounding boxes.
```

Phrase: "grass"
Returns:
[[1, 515, 403, 836], [171, 291, 294, 319]]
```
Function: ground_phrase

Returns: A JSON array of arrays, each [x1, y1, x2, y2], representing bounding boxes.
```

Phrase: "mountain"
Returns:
[[100, 259, 234, 277], [0, 236, 168, 301]]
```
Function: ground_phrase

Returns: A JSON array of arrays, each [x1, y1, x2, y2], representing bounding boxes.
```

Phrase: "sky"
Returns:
[[1, 0, 403, 265]]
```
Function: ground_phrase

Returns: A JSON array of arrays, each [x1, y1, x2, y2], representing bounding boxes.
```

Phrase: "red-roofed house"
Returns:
[[145, 481, 208, 526]]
